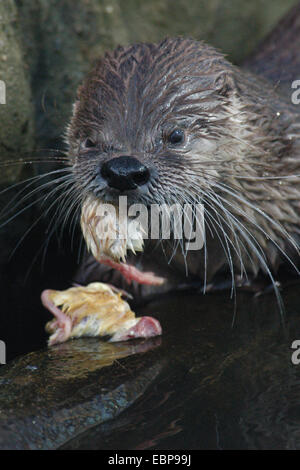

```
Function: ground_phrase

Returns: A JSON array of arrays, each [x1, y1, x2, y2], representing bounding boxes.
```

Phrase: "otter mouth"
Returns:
[[80, 195, 165, 286], [41, 195, 165, 345]]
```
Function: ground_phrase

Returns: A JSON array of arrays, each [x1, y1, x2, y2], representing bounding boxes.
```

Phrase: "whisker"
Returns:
[[0, 169, 71, 219], [214, 181, 300, 272]]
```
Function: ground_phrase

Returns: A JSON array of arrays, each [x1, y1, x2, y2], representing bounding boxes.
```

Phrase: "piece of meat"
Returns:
[[98, 256, 165, 286], [41, 282, 162, 346]]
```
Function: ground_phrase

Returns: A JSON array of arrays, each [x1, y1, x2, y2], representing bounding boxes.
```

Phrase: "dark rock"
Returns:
[[0, 0, 34, 184], [0, 337, 163, 449]]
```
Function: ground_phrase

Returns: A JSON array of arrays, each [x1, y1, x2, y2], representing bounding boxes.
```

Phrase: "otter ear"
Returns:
[[215, 72, 235, 97]]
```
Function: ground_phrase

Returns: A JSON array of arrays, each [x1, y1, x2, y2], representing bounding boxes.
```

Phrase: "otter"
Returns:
[[62, 5, 300, 310]]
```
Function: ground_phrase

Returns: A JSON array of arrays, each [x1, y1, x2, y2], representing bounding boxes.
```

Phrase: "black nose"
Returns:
[[101, 156, 150, 191]]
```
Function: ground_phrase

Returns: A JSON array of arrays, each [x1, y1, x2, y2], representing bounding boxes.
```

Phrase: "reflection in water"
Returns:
[[46, 336, 162, 379], [62, 282, 300, 450]]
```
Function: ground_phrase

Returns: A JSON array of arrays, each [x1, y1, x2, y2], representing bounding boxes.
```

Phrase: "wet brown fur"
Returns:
[[66, 30, 300, 290]]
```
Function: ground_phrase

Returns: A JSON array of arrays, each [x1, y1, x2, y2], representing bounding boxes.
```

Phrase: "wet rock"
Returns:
[[0, 0, 34, 184], [0, 337, 163, 449]]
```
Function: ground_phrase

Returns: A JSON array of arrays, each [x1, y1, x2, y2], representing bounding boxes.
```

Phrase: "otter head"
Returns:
[[66, 37, 300, 278], [66, 38, 242, 205]]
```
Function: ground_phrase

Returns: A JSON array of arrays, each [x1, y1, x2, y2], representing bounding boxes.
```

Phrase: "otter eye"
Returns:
[[82, 137, 97, 149], [168, 129, 185, 145]]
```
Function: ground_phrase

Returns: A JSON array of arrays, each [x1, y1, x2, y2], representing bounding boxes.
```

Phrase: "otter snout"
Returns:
[[101, 156, 150, 191]]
